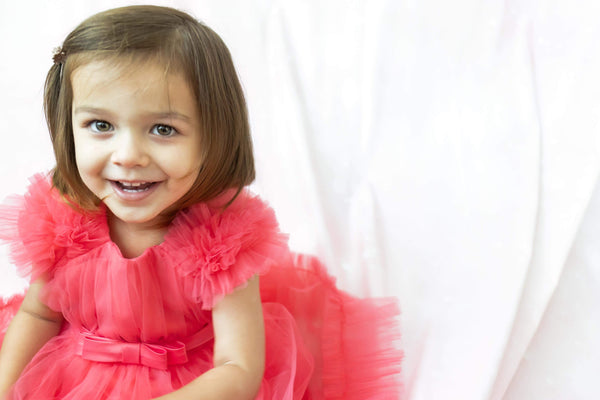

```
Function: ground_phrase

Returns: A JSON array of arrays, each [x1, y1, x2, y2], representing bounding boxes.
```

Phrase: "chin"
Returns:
[[108, 209, 160, 225]]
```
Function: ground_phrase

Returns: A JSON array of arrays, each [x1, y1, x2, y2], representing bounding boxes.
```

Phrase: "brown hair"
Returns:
[[45, 5, 255, 218]]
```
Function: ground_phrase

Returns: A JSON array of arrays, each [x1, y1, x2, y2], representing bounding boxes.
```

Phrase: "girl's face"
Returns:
[[71, 60, 203, 229]]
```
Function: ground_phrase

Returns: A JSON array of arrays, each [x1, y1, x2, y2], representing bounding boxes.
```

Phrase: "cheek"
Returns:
[[162, 148, 203, 179], [73, 134, 104, 176]]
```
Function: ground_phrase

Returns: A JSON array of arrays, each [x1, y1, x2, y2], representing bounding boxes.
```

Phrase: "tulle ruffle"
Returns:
[[261, 254, 403, 399], [166, 191, 289, 309], [0, 173, 107, 283]]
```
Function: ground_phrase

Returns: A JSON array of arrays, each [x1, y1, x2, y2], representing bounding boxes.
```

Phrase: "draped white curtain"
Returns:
[[1, 1, 598, 399]]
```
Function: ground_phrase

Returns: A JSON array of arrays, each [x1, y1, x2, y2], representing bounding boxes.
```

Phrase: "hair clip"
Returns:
[[52, 47, 67, 64]]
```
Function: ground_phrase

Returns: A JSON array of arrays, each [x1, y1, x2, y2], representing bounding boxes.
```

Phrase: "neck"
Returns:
[[107, 213, 169, 258]]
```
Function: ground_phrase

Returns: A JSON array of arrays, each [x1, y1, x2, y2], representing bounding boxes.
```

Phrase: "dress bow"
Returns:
[[76, 324, 213, 370]]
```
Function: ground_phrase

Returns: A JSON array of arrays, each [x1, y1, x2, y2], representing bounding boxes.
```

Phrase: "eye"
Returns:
[[151, 124, 177, 137], [89, 120, 113, 133]]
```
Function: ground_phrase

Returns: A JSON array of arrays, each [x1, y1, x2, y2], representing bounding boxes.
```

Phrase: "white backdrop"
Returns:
[[1, 1, 599, 399]]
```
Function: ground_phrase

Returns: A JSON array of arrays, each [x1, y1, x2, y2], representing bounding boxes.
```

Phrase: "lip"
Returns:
[[109, 180, 160, 202]]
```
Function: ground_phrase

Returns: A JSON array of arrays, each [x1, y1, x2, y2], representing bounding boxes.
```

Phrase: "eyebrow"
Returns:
[[73, 106, 192, 122]]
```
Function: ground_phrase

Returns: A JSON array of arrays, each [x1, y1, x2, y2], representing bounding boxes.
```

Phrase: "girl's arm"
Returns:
[[0, 280, 64, 397], [154, 275, 265, 400]]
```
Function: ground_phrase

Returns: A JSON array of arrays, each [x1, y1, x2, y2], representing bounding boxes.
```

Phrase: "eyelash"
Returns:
[[85, 120, 178, 137]]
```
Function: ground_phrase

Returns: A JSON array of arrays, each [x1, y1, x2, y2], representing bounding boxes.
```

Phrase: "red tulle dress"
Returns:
[[0, 174, 402, 399]]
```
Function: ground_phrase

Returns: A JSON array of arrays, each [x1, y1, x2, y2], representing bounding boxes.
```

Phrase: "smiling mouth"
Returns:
[[112, 181, 157, 192]]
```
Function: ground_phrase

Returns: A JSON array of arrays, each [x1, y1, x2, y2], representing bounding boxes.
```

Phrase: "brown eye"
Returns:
[[152, 124, 176, 137], [90, 120, 113, 133]]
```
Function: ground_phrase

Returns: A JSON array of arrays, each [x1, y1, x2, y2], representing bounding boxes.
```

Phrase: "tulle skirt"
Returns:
[[0, 254, 401, 399]]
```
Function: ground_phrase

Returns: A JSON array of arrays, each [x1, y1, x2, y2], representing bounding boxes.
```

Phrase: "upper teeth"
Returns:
[[122, 182, 145, 187]]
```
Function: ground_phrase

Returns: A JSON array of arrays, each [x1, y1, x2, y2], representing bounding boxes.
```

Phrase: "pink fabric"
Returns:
[[0, 293, 23, 346], [0, 174, 402, 399]]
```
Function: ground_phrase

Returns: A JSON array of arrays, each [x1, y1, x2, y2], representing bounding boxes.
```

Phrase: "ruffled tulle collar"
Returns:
[[5, 173, 287, 309], [35, 174, 241, 263]]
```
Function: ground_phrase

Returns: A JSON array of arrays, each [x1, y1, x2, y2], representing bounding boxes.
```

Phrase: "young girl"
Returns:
[[0, 5, 401, 399]]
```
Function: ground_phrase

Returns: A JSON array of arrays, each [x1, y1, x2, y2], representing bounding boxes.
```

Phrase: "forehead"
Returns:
[[70, 59, 197, 116]]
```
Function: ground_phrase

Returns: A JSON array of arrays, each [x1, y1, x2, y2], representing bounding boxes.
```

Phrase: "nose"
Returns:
[[110, 131, 150, 167]]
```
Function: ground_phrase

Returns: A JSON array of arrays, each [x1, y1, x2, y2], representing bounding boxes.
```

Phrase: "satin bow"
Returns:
[[76, 325, 213, 370]]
